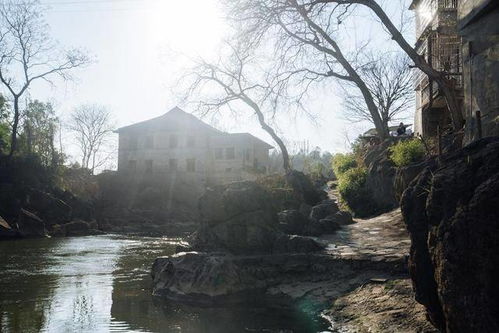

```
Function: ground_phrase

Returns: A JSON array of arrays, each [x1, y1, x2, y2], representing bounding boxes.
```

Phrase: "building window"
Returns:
[[187, 136, 195, 148], [186, 158, 196, 172], [169, 159, 178, 172], [129, 136, 138, 150], [128, 160, 137, 172], [215, 148, 223, 160], [145, 136, 154, 148], [145, 160, 153, 173], [169, 134, 178, 148], [226, 147, 235, 159], [244, 148, 250, 162]]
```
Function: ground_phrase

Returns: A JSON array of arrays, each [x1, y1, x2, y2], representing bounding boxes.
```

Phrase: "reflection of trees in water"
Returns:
[[0, 238, 61, 333], [110, 240, 324, 333]]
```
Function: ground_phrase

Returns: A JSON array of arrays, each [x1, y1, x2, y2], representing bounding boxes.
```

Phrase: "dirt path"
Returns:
[[312, 207, 435, 333], [318, 209, 411, 262]]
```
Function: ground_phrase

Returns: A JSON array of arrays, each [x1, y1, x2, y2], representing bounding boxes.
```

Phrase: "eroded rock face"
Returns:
[[152, 252, 338, 304], [16, 209, 47, 238], [193, 181, 324, 254], [0, 215, 16, 239], [27, 190, 72, 225], [401, 137, 499, 332]]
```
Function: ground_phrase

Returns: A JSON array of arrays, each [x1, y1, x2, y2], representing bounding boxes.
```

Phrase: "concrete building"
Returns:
[[458, 0, 499, 142], [410, 0, 463, 137], [115, 107, 273, 184]]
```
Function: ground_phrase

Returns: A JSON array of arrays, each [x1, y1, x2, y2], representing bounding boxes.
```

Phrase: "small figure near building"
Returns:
[[397, 122, 407, 136]]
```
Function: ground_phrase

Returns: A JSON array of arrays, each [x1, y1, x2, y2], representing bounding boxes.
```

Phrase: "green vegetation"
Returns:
[[331, 153, 358, 178], [389, 139, 426, 167], [337, 167, 376, 217]]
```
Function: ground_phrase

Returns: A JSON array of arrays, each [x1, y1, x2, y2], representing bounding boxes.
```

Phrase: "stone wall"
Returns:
[[459, 2, 499, 143]]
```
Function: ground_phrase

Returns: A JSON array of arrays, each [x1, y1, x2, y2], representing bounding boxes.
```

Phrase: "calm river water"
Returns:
[[0, 235, 327, 333]]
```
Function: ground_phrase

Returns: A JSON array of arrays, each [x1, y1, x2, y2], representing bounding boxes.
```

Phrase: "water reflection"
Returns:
[[0, 235, 326, 333]]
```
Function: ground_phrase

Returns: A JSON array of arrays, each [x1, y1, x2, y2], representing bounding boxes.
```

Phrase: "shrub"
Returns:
[[337, 167, 376, 217], [331, 153, 357, 178], [389, 139, 426, 167]]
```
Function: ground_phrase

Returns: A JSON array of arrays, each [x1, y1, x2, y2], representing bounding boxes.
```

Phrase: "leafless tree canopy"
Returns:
[[342, 53, 414, 127], [182, 43, 292, 172], [224, 0, 389, 137], [0, 0, 89, 156], [67, 105, 114, 174]]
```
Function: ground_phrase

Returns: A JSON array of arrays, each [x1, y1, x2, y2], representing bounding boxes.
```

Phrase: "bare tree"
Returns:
[[292, 0, 464, 131], [183, 44, 292, 172], [225, 0, 389, 138], [67, 105, 114, 174], [0, 0, 89, 157], [342, 53, 414, 128]]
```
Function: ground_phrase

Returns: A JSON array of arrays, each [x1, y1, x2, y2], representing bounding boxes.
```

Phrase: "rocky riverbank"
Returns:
[[151, 179, 429, 332], [401, 137, 499, 332]]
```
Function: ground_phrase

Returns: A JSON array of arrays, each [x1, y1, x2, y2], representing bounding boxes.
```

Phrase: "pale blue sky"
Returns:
[[26, 0, 414, 163]]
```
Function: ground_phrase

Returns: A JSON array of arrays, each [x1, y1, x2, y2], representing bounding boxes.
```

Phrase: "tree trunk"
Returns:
[[256, 111, 291, 172], [356, 0, 464, 131], [8, 97, 20, 157]]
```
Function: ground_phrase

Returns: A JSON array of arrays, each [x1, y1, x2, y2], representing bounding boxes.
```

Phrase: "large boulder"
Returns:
[[273, 234, 324, 253], [277, 210, 308, 234], [199, 181, 275, 225], [27, 190, 72, 225], [285, 170, 326, 206], [152, 252, 332, 304], [16, 209, 47, 238], [401, 137, 499, 332], [193, 182, 278, 254], [309, 199, 339, 221], [0, 215, 17, 239]]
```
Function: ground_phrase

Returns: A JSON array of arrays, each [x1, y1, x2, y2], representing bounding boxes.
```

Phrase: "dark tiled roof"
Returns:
[[115, 106, 222, 134], [115, 107, 274, 149]]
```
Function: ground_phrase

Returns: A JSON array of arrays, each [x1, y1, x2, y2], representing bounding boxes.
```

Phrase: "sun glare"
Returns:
[[147, 0, 226, 59]]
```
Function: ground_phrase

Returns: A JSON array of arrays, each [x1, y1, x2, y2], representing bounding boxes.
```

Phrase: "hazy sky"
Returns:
[[27, 0, 414, 163]]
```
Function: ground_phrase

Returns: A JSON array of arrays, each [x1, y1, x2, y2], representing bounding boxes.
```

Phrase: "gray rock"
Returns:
[[64, 220, 90, 237], [273, 234, 324, 253], [277, 209, 308, 234], [309, 201, 339, 221], [27, 190, 72, 225], [401, 137, 499, 332], [151, 252, 331, 304], [0, 215, 17, 239], [17, 209, 47, 238], [329, 211, 354, 226]]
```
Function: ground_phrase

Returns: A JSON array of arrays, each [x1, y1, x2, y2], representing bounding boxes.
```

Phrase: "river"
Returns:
[[0, 235, 327, 333]]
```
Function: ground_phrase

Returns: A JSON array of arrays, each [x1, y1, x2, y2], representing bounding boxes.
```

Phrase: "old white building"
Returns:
[[115, 107, 273, 184]]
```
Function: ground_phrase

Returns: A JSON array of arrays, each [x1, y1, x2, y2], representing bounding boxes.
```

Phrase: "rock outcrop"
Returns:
[[278, 199, 353, 236], [401, 137, 499, 332], [152, 180, 334, 304], [191, 181, 324, 254], [16, 209, 47, 238]]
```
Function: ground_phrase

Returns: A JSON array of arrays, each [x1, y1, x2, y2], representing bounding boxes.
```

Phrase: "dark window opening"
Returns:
[[215, 148, 223, 160], [145, 136, 154, 148], [145, 160, 153, 173], [169, 159, 178, 171], [169, 135, 178, 148], [129, 136, 138, 150], [128, 160, 137, 172], [186, 158, 196, 172], [226, 147, 235, 159]]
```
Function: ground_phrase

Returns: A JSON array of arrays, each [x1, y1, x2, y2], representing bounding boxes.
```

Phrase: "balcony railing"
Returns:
[[414, 30, 462, 108]]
